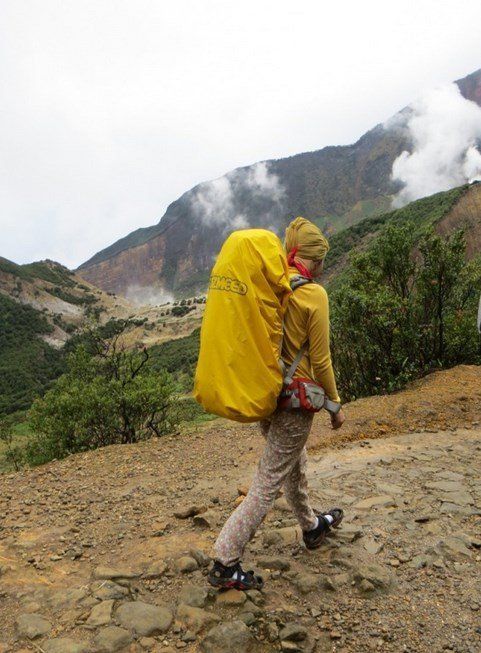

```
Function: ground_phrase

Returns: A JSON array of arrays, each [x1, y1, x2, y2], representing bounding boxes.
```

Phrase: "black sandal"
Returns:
[[208, 561, 264, 591], [303, 507, 344, 550]]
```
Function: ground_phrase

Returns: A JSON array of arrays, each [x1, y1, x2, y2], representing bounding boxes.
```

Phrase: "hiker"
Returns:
[[208, 217, 345, 591]]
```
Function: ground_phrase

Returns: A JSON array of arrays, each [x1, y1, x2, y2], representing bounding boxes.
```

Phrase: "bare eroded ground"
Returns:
[[1, 366, 481, 653]]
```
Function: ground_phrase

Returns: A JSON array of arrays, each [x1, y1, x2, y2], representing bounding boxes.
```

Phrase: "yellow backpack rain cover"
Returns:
[[193, 229, 291, 422]]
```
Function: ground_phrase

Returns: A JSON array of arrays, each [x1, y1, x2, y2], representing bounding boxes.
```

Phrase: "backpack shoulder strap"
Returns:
[[289, 274, 312, 291], [283, 342, 308, 386], [281, 275, 312, 384]]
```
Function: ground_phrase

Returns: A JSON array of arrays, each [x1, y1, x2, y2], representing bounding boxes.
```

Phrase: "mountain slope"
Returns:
[[0, 258, 133, 415], [324, 181, 481, 284], [0, 293, 64, 416], [0, 258, 130, 346], [77, 68, 481, 297], [0, 257, 210, 417]]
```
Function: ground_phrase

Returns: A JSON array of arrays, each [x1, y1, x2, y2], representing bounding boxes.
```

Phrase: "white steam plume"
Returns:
[[125, 285, 174, 307], [191, 161, 285, 230], [464, 145, 481, 182], [390, 83, 481, 207]]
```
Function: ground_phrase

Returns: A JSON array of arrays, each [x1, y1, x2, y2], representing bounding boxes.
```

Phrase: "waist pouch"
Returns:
[[278, 377, 325, 413]]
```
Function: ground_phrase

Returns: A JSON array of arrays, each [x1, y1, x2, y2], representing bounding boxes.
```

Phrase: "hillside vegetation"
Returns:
[[330, 220, 481, 401], [2, 183, 481, 469], [0, 294, 64, 415], [0, 257, 204, 419], [0, 259, 107, 418], [324, 185, 470, 280]]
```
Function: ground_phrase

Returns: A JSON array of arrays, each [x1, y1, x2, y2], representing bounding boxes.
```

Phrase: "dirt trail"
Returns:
[[1, 366, 481, 653]]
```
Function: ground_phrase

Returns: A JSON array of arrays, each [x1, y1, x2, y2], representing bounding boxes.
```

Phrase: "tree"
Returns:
[[26, 328, 179, 465], [416, 230, 465, 363], [330, 223, 481, 401]]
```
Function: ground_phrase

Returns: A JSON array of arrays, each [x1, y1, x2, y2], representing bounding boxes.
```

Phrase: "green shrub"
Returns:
[[330, 223, 481, 400], [171, 305, 194, 317], [26, 334, 180, 465]]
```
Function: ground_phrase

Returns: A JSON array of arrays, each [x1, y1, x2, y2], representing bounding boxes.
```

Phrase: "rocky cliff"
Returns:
[[78, 68, 481, 298]]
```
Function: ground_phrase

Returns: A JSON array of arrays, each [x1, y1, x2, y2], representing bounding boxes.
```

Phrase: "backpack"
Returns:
[[193, 229, 292, 422]]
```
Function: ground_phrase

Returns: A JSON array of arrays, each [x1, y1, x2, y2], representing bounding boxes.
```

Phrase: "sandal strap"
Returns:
[[233, 563, 261, 583], [317, 507, 344, 529]]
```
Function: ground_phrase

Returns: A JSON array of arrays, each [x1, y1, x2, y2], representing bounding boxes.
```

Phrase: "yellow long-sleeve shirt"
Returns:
[[282, 269, 340, 403]]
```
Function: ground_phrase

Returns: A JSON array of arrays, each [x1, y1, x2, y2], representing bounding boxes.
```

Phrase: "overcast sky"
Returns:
[[1, 0, 481, 268]]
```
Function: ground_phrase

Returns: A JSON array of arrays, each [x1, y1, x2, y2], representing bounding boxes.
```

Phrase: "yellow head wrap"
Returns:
[[284, 217, 330, 261]]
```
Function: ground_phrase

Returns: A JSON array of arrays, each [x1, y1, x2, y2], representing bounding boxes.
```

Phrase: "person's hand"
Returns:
[[330, 408, 345, 430]]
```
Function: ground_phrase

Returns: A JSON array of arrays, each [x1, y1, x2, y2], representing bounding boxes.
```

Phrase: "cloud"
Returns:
[[2, 1, 481, 268], [190, 161, 285, 230], [390, 83, 481, 206]]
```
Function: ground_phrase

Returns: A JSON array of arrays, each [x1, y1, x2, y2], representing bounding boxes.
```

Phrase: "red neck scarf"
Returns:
[[287, 247, 313, 280]]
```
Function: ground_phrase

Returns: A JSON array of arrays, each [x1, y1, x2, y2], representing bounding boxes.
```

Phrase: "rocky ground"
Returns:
[[1, 366, 481, 653]]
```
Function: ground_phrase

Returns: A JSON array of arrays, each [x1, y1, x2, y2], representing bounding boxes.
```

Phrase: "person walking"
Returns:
[[208, 217, 345, 591]]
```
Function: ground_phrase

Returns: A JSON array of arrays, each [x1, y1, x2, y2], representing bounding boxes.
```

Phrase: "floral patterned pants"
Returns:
[[214, 408, 317, 566]]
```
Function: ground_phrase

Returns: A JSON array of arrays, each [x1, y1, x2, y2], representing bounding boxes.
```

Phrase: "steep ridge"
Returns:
[[324, 181, 481, 283], [77, 68, 481, 297], [1, 365, 480, 652]]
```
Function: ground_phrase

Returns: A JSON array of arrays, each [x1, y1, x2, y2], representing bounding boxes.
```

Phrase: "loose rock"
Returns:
[[189, 548, 212, 567], [216, 589, 247, 606], [293, 573, 319, 594], [43, 638, 91, 653], [93, 566, 140, 580], [257, 556, 291, 571], [179, 584, 209, 608], [176, 556, 199, 573], [352, 563, 392, 591], [200, 620, 253, 653], [354, 495, 396, 510], [174, 505, 207, 519], [279, 623, 308, 642], [177, 604, 221, 635], [87, 599, 114, 627], [193, 510, 216, 529], [116, 601, 173, 636], [94, 626, 132, 653], [15, 613, 51, 639]]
